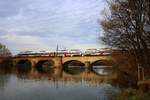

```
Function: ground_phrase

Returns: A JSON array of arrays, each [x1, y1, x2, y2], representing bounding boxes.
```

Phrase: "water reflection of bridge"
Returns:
[[16, 68, 117, 85]]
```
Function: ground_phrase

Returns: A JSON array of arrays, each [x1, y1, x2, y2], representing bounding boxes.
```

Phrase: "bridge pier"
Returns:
[[53, 57, 63, 77], [84, 61, 91, 73], [12, 61, 17, 67], [31, 61, 35, 67], [53, 57, 62, 68], [30, 61, 37, 74], [31, 60, 38, 71], [53, 67, 62, 78]]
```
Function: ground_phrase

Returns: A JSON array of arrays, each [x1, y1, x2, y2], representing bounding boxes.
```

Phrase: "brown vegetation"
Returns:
[[100, 0, 150, 88], [0, 43, 12, 74], [110, 51, 138, 88], [101, 0, 150, 73]]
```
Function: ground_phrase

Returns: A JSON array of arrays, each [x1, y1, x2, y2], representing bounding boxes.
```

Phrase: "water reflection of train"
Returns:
[[16, 48, 111, 57]]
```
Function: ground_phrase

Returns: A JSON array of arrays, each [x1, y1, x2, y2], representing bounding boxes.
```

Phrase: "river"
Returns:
[[0, 65, 120, 100]]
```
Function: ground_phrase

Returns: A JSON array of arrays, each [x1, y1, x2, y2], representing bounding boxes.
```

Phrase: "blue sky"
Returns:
[[0, 0, 106, 54]]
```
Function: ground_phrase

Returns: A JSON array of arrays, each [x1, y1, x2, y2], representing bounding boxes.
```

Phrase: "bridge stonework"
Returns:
[[62, 55, 115, 70], [0, 55, 115, 69], [62, 56, 113, 64], [12, 56, 62, 68]]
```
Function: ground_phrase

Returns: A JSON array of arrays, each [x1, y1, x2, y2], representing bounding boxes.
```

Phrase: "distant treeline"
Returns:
[[0, 43, 12, 57]]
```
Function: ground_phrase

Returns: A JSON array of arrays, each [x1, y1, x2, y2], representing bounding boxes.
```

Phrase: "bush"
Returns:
[[114, 88, 150, 100]]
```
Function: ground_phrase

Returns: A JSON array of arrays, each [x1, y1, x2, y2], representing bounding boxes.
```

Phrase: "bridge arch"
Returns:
[[91, 60, 113, 75], [63, 60, 85, 75], [35, 60, 54, 73], [16, 60, 32, 73], [63, 60, 85, 66], [91, 60, 113, 66]]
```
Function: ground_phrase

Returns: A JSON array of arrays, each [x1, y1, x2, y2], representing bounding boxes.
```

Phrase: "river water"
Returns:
[[0, 66, 120, 100]]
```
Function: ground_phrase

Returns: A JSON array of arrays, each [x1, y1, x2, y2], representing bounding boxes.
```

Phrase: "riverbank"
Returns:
[[113, 87, 150, 100], [112, 79, 150, 100]]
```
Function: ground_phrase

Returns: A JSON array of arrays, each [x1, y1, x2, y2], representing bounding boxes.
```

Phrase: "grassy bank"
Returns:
[[113, 88, 150, 100]]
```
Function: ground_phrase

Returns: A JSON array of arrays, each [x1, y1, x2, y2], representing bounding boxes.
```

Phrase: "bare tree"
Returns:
[[101, 0, 150, 67], [0, 43, 12, 57], [101, 0, 150, 81]]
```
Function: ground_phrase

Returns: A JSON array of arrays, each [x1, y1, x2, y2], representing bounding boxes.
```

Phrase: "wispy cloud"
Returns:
[[1, 34, 42, 45], [0, 34, 50, 52]]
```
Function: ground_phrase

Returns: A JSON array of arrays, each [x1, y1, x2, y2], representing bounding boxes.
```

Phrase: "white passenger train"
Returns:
[[16, 48, 111, 57]]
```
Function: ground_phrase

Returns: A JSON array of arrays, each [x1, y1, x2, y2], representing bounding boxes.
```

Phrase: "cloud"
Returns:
[[0, 34, 50, 53], [0, 0, 106, 54], [1, 34, 41, 45], [0, 0, 23, 18]]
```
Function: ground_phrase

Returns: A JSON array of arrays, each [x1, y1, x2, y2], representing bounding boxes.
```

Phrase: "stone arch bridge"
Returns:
[[0, 55, 115, 69]]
